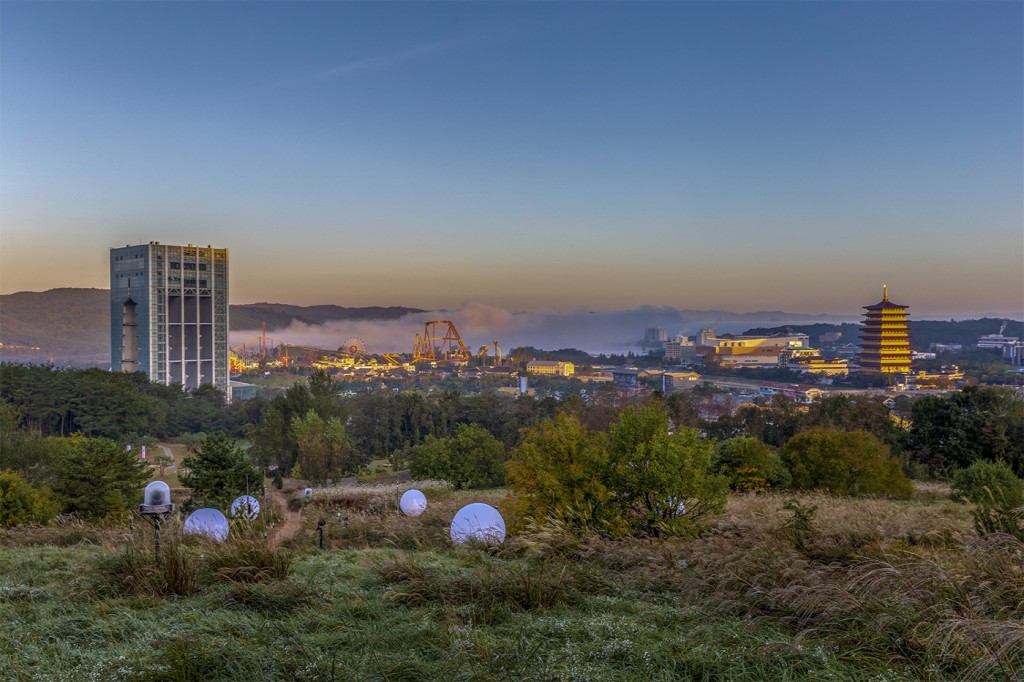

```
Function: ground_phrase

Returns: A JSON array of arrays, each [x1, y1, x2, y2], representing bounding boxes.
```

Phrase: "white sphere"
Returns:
[[400, 489, 427, 516], [230, 495, 261, 520], [450, 503, 506, 544], [183, 508, 229, 542]]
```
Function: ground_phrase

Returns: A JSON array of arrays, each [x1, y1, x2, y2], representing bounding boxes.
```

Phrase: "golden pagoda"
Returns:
[[857, 285, 912, 373]]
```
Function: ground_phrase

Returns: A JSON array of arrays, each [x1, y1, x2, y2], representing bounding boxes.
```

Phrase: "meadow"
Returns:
[[0, 484, 1020, 682]]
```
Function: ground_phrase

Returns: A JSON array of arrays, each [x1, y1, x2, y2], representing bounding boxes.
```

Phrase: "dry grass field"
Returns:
[[0, 484, 1020, 681]]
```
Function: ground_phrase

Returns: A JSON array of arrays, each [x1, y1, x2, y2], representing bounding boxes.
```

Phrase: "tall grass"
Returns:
[[3, 489, 1021, 681], [94, 520, 294, 598]]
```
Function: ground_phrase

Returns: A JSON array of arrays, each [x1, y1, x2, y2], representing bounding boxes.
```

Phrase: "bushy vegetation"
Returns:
[[408, 423, 506, 489], [506, 405, 728, 537], [0, 470, 59, 526], [951, 460, 1024, 507], [50, 434, 151, 521], [713, 436, 790, 492], [96, 522, 295, 598], [5, 343, 1024, 678], [780, 429, 913, 498], [910, 385, 1024, 476]]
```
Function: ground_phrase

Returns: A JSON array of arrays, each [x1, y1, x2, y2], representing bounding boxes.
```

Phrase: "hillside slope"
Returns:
[[0, 288, 425, 366]]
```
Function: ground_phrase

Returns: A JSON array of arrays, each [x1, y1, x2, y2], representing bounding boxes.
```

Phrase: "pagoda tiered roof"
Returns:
[[856, 285, 912, 374]]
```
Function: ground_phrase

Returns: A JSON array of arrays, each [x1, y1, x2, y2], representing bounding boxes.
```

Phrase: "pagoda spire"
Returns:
[[883, 284, 888, 302]]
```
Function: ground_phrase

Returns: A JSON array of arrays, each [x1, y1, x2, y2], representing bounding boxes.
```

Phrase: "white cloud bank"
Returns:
[[231, 302, 859, 356]]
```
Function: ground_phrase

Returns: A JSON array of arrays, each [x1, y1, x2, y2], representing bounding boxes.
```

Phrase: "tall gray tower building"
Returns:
[[110, 242, 230, 397]]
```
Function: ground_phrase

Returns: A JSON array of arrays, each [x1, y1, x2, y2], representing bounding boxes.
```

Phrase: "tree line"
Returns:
[[1, 363, 1021, 529]]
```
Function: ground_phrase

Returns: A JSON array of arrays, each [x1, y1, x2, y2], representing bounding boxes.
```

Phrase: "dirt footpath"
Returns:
[[266, 485, 303, 549]]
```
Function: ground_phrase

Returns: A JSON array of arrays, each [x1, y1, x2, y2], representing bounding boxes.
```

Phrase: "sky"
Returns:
[[1, 1, 1022, 319]]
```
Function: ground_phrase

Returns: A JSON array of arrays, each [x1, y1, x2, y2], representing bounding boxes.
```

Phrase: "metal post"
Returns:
[[317, 518, 326, 549], [153, 517, 161, 562]]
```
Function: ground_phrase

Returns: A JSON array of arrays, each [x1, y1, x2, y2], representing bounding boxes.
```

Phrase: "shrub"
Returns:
[[780, 429, 913, 498], [606, 405, 728, 537], [950, 460, 1024, 507], [504, 413, 613, 533], [0, 470, 59, 526], [506, 405, 728, 538], [713, 437, 791, 492]]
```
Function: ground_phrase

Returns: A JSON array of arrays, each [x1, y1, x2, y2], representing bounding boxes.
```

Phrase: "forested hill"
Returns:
[[743, 318, 1024, 351], [230, 303, 423, 332], [0, 288, 424, 365], [0, 288, 110, 364]]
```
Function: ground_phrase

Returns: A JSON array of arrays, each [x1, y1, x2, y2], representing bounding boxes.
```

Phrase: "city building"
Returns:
[[978, 332, 1021, 364], [611, 368, 643, 389], [695, 327, 809, 367], [660, 370, 702, 392], [856, 286, 912, 374], [663, 336, 697, 364], [898, 365, 966, 390], [641, 326, 668, 349], [110, 242, 230, 397], [780, 347, 849, 376], [525, 360, 575, 376], [758, 382, 825, 403]]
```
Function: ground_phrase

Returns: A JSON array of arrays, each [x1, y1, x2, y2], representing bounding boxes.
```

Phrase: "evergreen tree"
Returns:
[[50, 435, 150, 521], [180, 433, 261, 510]]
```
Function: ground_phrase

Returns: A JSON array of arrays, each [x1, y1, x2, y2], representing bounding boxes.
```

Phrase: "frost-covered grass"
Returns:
[[0, 490, 1020, 681]]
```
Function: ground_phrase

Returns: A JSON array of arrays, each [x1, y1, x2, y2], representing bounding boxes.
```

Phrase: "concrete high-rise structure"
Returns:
[[856, 285, 912, 374], [110, 242, 230, 397]]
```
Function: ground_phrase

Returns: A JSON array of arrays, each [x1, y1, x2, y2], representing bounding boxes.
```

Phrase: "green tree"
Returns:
[[180, 433, 261, 509], [714, 436, 791, 492], [446, 424, 507, 489], [606, 405, 728, 537], [153, 452, 175, 478], [0, 470, 59, 526], [506, 407, 728, 538], [408, 424, 507, 489], [50, 435, 150, 521], [910, 386, 1024, 476], [504, 412, 613, 532], [407, 435, 450, 482], [780, 429, 913, 498], [291, 410, 361, 482], [664, 392, 701, 430], [804, 395, 906, 454]]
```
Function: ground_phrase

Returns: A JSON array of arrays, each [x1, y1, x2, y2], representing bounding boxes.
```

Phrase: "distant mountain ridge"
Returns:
[[231, 302, 424, 331], [0, 288, 424, 365]]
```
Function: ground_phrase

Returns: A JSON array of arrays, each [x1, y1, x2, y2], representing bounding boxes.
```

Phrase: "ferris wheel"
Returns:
[[341, 336, 366, 356]]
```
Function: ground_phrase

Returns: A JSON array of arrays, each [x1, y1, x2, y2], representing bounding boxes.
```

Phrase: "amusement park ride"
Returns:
[[229, 319, 503, 375]]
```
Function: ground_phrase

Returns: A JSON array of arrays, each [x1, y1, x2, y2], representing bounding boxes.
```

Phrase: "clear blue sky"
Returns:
[[1, 1, 1021, 317]]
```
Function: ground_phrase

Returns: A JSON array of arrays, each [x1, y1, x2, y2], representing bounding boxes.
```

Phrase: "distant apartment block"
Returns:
[[664, 336, 696, 363], [642, 326, 668, 348], [110, 242, 230, 397], [525, 360, 575, 377]]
